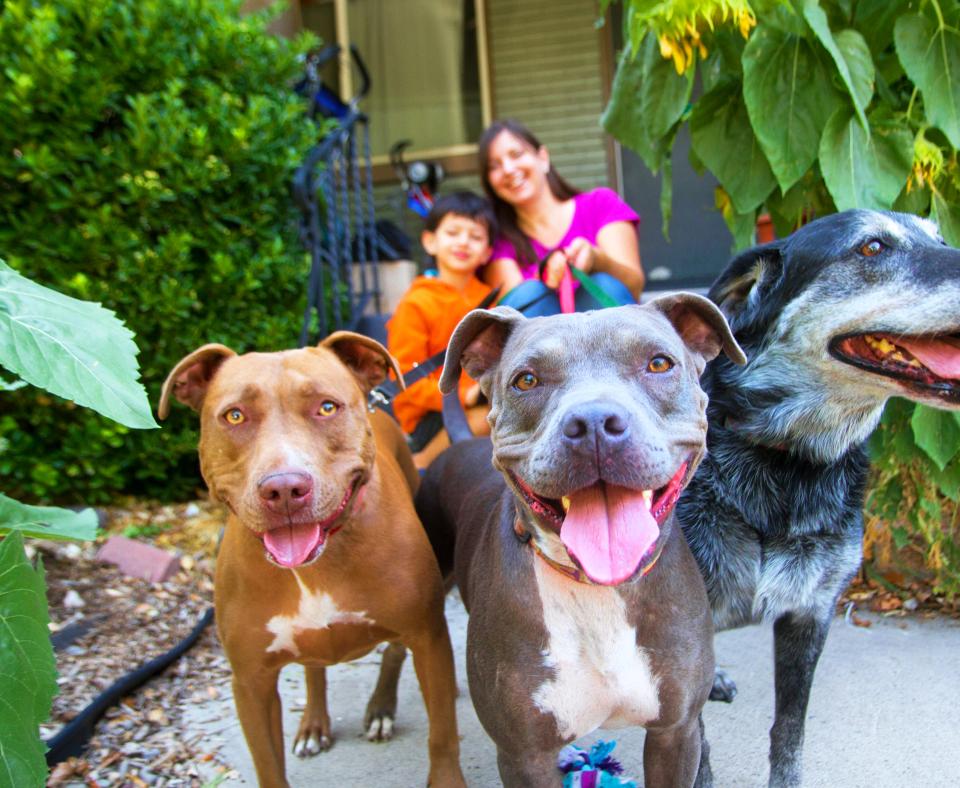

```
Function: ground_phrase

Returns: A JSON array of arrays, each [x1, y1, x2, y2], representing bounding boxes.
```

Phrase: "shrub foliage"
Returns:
[[0, 0, 317, 503]]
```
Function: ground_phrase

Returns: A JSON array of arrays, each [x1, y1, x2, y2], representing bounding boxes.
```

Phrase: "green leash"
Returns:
[[569, 266, 621, 308]]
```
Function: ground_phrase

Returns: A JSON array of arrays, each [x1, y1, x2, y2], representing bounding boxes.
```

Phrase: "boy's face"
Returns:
[[422, 213, 491, 276]]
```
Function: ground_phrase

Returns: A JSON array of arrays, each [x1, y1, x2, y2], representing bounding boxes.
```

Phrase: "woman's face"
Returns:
[[485, 130, 550, 207]]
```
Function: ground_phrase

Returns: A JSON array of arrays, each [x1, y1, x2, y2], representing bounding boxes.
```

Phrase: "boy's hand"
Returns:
[[464, 382, 482, 407]]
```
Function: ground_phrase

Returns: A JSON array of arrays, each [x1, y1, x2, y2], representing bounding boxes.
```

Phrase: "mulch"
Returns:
[[38, 500, 235, 788], [34, 499, 959, 787]]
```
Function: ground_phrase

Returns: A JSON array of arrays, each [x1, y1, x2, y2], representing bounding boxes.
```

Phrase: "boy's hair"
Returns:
[[423, 191, 498, 241]]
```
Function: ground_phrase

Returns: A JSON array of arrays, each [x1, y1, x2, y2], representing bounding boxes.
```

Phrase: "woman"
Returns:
[[478, 119, 644, 313]]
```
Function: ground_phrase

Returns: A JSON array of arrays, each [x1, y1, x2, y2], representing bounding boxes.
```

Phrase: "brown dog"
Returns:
[[159, 332, 465, 788]]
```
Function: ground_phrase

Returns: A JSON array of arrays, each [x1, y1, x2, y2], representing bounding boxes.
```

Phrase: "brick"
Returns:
[[96, 536, 181, 583]]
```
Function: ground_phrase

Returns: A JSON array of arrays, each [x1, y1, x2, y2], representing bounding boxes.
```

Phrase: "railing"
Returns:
[[293, 45, 382, 345]]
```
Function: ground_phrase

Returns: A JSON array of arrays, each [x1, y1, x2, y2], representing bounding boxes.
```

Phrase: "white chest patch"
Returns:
[[266, 573, 373, 656], [531, 560, 661, 739]]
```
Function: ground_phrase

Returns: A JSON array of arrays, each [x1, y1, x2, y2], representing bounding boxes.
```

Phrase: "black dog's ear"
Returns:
[[709, 241, 784, 328], [439, 306, 525, 394], [648, 293, 747, 374]]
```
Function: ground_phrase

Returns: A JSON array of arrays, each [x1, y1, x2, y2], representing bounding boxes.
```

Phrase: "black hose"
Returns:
[[44, 606, 215, 766]]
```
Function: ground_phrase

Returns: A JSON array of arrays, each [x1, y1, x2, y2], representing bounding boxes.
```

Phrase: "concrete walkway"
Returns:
[[188, 592, 960, 787]]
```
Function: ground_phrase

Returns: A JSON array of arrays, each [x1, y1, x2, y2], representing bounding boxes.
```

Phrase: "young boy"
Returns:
[[387, 191, 497, 469]]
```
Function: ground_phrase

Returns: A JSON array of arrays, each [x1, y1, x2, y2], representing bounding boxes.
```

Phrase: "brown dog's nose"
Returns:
[[258, 471, 314, 515], [562, 402, 630, 448]]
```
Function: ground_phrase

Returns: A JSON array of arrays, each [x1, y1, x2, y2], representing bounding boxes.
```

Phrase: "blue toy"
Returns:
[[557, 740, 638, 788]]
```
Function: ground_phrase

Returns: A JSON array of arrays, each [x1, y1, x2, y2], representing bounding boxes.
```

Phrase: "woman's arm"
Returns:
[[481, 256, 525, 295]]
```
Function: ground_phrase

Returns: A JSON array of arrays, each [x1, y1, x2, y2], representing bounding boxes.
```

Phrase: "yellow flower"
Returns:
[[637, 0, 757, 74], [909, 131, 944, 192]]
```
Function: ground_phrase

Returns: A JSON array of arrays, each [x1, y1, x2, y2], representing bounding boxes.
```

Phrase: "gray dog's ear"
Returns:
[[320, 331, 405, 394], [708, 241, 784, 329], [439, 306, 526, 394], [648, 293, 747, 373], [159, 344, 237, 419]]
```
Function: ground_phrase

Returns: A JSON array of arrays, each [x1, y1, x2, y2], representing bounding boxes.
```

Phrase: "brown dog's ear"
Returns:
[[159, 344, 237, 419], [647, 293, 747, 374], [439, 306, 525, 394], [320, 331, 404, 394]]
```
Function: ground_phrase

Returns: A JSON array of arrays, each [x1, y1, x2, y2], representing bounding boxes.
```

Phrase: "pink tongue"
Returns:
[[263, 523, 324, 568], [560, 484, 658, 585], [898, 337, 960, 379]]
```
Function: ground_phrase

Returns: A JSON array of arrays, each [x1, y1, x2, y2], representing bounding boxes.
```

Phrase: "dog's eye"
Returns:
[[512, 372, 539, 391], [647, 355, 674, 373], [859, 239, 885, 257], [318, 401, 339, 417], [224, 408, 245, 425]]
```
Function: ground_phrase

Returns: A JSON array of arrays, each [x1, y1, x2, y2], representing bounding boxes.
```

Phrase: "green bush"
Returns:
[[0, 0, 318, 503]]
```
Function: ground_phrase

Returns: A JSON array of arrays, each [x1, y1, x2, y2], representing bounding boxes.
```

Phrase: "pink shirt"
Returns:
[[489, 187, 640, 280]]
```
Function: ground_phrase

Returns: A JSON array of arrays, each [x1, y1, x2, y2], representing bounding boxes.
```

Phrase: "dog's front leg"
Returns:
[[364, 641, 407, 740], [644, 716, 705, 788], [232, 666, 288, 788], [769, 612, 830, 787], [408, 627, 466, 787], [293, 665, 333, 756], [496, 746, 561, 788]]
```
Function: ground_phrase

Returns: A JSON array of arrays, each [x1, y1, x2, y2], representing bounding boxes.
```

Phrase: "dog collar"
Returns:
[[513, 518, 665, 585]]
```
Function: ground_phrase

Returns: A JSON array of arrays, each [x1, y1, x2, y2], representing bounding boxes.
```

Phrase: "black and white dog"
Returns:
[[684, 209, 960, 785]]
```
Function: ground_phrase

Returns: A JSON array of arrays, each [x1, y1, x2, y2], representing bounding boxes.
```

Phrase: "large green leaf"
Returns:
[[911, 404, 960, 471], [802, 2, 874, 130], [819, 109, 912, 210], [0, 530, 58, 788], [602, 33, 692, 173], [691, 78, 776, 214], [0, 494, 98, 541], [931, 190, 960, 247], [853, 0, 915, 57], [895, 12, 960, 149], [0, 260, 157, 429], [743, 21, 843, 192], [728, 209, 759, 253]]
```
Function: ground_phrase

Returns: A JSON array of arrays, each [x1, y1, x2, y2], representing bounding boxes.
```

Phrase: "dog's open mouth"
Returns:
[[830, 333, 960, 402], [511, 462, 689, 585], [260, 475, 362, 568]]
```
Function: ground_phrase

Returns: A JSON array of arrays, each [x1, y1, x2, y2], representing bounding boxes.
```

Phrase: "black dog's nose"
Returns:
[[561, 402, 630, 447]]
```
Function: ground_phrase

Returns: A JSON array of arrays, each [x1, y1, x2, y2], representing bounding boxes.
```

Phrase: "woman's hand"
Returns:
[[542, 237, 596, 289], [541, 249, 569, 289], [564, 237, 597, 274]]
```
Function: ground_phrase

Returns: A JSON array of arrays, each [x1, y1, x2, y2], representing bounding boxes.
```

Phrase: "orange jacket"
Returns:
[[387, 275, 491, 434]]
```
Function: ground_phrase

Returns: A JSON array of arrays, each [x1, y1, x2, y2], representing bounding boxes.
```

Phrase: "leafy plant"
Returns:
[[604, 0, 960, 594], [1, 259, 155, 786], [0, 0, 317, 504]]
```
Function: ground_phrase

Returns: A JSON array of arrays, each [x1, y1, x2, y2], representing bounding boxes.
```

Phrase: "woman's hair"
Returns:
[[478, 119, 580, 267]]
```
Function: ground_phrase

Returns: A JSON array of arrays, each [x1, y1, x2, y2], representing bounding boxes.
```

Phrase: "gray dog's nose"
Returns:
[[259, 471, 314, 514], [562, 402, 630, 448]]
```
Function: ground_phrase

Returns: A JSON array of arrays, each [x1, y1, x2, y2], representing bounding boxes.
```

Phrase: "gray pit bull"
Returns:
[[415, 296, 745, 787]]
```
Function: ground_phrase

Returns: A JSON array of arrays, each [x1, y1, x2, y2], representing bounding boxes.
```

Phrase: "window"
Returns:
[[301, 0, 491, 162]]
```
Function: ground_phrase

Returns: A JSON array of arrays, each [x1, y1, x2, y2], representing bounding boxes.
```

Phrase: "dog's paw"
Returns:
[[365, 713, 395, 742], [293, 730, 332, 757], [708, 669, 737, 703]]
